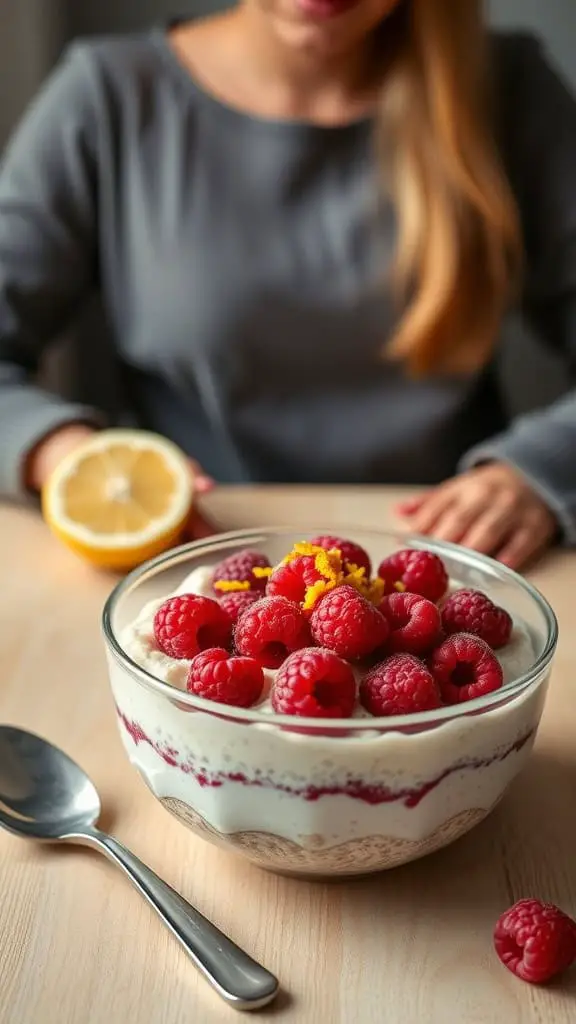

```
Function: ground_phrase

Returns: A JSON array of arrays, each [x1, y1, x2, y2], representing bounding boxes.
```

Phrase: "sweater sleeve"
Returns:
[[462, 34, 576, 542], [0, 42, 106, 498]]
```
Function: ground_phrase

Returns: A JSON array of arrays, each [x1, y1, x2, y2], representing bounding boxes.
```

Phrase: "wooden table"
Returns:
[[1, 486, 575, 1024]]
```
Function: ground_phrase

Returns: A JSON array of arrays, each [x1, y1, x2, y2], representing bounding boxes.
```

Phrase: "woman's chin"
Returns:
[[270, 12, 355, 57]]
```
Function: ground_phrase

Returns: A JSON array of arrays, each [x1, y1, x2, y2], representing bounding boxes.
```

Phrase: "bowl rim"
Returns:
[[102, 526, 558, 732]]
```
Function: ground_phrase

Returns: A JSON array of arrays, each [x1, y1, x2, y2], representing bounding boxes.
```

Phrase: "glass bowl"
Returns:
[[102, 528, 557, 877]]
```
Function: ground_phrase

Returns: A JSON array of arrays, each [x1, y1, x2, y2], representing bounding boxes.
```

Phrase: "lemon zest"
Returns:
[[252, 566, 273, 579], [213, 580, 251, 593], [366, 577, 386, 605], [343, 565, 367, 588], [281, 541, 319, 564], [344, 560, 362, 574], [283, 545, 343, 611], [281, 540, 384, 613], [313, 548, 342, 581], [394, 581, 407, 593], [302, 578, 338, 612]]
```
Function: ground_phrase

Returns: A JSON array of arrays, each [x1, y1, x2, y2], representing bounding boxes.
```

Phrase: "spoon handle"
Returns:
[[78, 828, 279, 1011]]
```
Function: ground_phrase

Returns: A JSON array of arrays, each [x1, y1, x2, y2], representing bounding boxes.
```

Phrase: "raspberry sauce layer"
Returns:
[[116, 706, 533, 808]]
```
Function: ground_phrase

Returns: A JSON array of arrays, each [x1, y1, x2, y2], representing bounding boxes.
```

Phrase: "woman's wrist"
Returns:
[[24, 423, 98, 493]]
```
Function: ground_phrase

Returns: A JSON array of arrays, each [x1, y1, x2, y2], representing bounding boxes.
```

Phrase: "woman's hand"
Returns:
[[185, 459, 217, 539], [397, 462, 558, 569], [25, 423, 97, 492], [25, 424, 218, 540]]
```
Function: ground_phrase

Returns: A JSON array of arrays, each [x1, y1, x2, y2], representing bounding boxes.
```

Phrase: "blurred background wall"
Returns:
[[1, 0, 575, 418]]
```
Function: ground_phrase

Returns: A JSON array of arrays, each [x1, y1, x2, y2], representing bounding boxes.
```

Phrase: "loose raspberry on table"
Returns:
[[310, 585, 389, 660], [441, 589, 512, 649], [494, 899, 576, 984], [212, 549, 271, 594], [360, 654, 442, 716], [218, 590, 260, 625], [377, 549, 448, 603], [266, 555, 325, 605], [309, 535, 372, 577], [187, 648, 264, 708], [154, 595, 232, 659], [429, 632, 503, 704], [235, 596, 311, 669], [271, 648, 356, 718], [380, 591, 441, 655]]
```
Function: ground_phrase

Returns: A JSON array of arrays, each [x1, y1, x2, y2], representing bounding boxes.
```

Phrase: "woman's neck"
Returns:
[[171, 9, 383, 125]]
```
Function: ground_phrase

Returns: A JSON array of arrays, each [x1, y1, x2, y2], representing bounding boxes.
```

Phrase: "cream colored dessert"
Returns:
[[106, 548, 550, 876]]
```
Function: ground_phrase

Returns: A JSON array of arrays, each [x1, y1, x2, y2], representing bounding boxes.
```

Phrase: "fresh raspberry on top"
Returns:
[[310, 585, 389, 660], [212, 549, 271, 594], [187, 648, 264, 708], [429, 632, 503, 704], [360, 654, 442, 716], [494, 899, 576, 984], [309, 535, 372, 576], [235, 596, 311, 669], [271, 648, 356, 718], [380, 591, 441, 655], [154, 595, 232, 659], [377, 549, 448, 602], [217, 589, 260, 625], [441, 589, 512, 649], [266, 555, 323, 604]]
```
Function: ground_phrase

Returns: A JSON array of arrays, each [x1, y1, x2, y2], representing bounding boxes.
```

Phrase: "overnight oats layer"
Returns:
[[103, 529, 557, 877]]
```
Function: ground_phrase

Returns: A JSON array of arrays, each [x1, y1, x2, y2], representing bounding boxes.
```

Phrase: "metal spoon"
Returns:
[[0, 726, 279, 1012]]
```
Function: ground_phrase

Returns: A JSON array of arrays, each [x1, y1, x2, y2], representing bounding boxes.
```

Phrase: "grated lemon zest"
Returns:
[[280, 540, 386, 613], [367, 577, 386, 605], [281, 541, 319, 564], [302, 578, 338, 611], [252, 566, 273, 579], [313, 548, 342, 581]]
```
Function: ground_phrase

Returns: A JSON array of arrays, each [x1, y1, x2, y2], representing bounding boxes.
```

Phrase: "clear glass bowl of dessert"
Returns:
[[102, 528, 557, 877]]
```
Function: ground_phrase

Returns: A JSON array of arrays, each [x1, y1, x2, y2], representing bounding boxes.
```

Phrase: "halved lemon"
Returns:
[[42, 429, 195, 570]]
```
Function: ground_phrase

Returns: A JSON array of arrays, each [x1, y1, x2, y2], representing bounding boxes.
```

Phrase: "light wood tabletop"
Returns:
[[0, 486, 575, 1024]]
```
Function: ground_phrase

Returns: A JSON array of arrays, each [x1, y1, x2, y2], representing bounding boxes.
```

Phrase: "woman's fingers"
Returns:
[[459, 507, 516, 556], [495, 513, 556, 570], [406, 488, 455, 535], [495, 528, 542, 570], [397, 465, 557, 569], [189, 459, 216, 494], [425, 499, 488, 544], [396, 495, 426, 516]]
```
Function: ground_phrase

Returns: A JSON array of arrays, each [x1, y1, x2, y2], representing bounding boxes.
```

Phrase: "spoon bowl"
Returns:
[[0, 726, 279, 1011], [0, 726, 100, 839]]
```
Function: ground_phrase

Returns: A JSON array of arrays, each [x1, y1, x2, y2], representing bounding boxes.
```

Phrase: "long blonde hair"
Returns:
[[380, 0, 521, 375]]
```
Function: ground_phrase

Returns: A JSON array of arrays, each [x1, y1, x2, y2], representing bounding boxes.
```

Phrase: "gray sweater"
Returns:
[[1, 28, 576, 537]]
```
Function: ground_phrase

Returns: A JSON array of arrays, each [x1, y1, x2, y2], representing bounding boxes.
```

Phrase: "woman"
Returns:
[[1, 0, 575, 567]]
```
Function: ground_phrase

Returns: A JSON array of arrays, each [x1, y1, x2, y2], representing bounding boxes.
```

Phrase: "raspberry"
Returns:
[[494, 899, 576, 984], [377, 549, 448, 602], [266, 555, 323, 604], [154, 595, 232, 659], [234, 596, 311, 669], [187, 648, 264, 708], [218, 590, 260, 625], [380, 591, 441, 655], [271, 648, 356, 718], [429, 633, 503, 704], [310, 585, 389, 660], [309, 535, 372, 576], [360, 654, 442, 716], [212, 549, 271, 594], [441, 589, 512, 649]]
